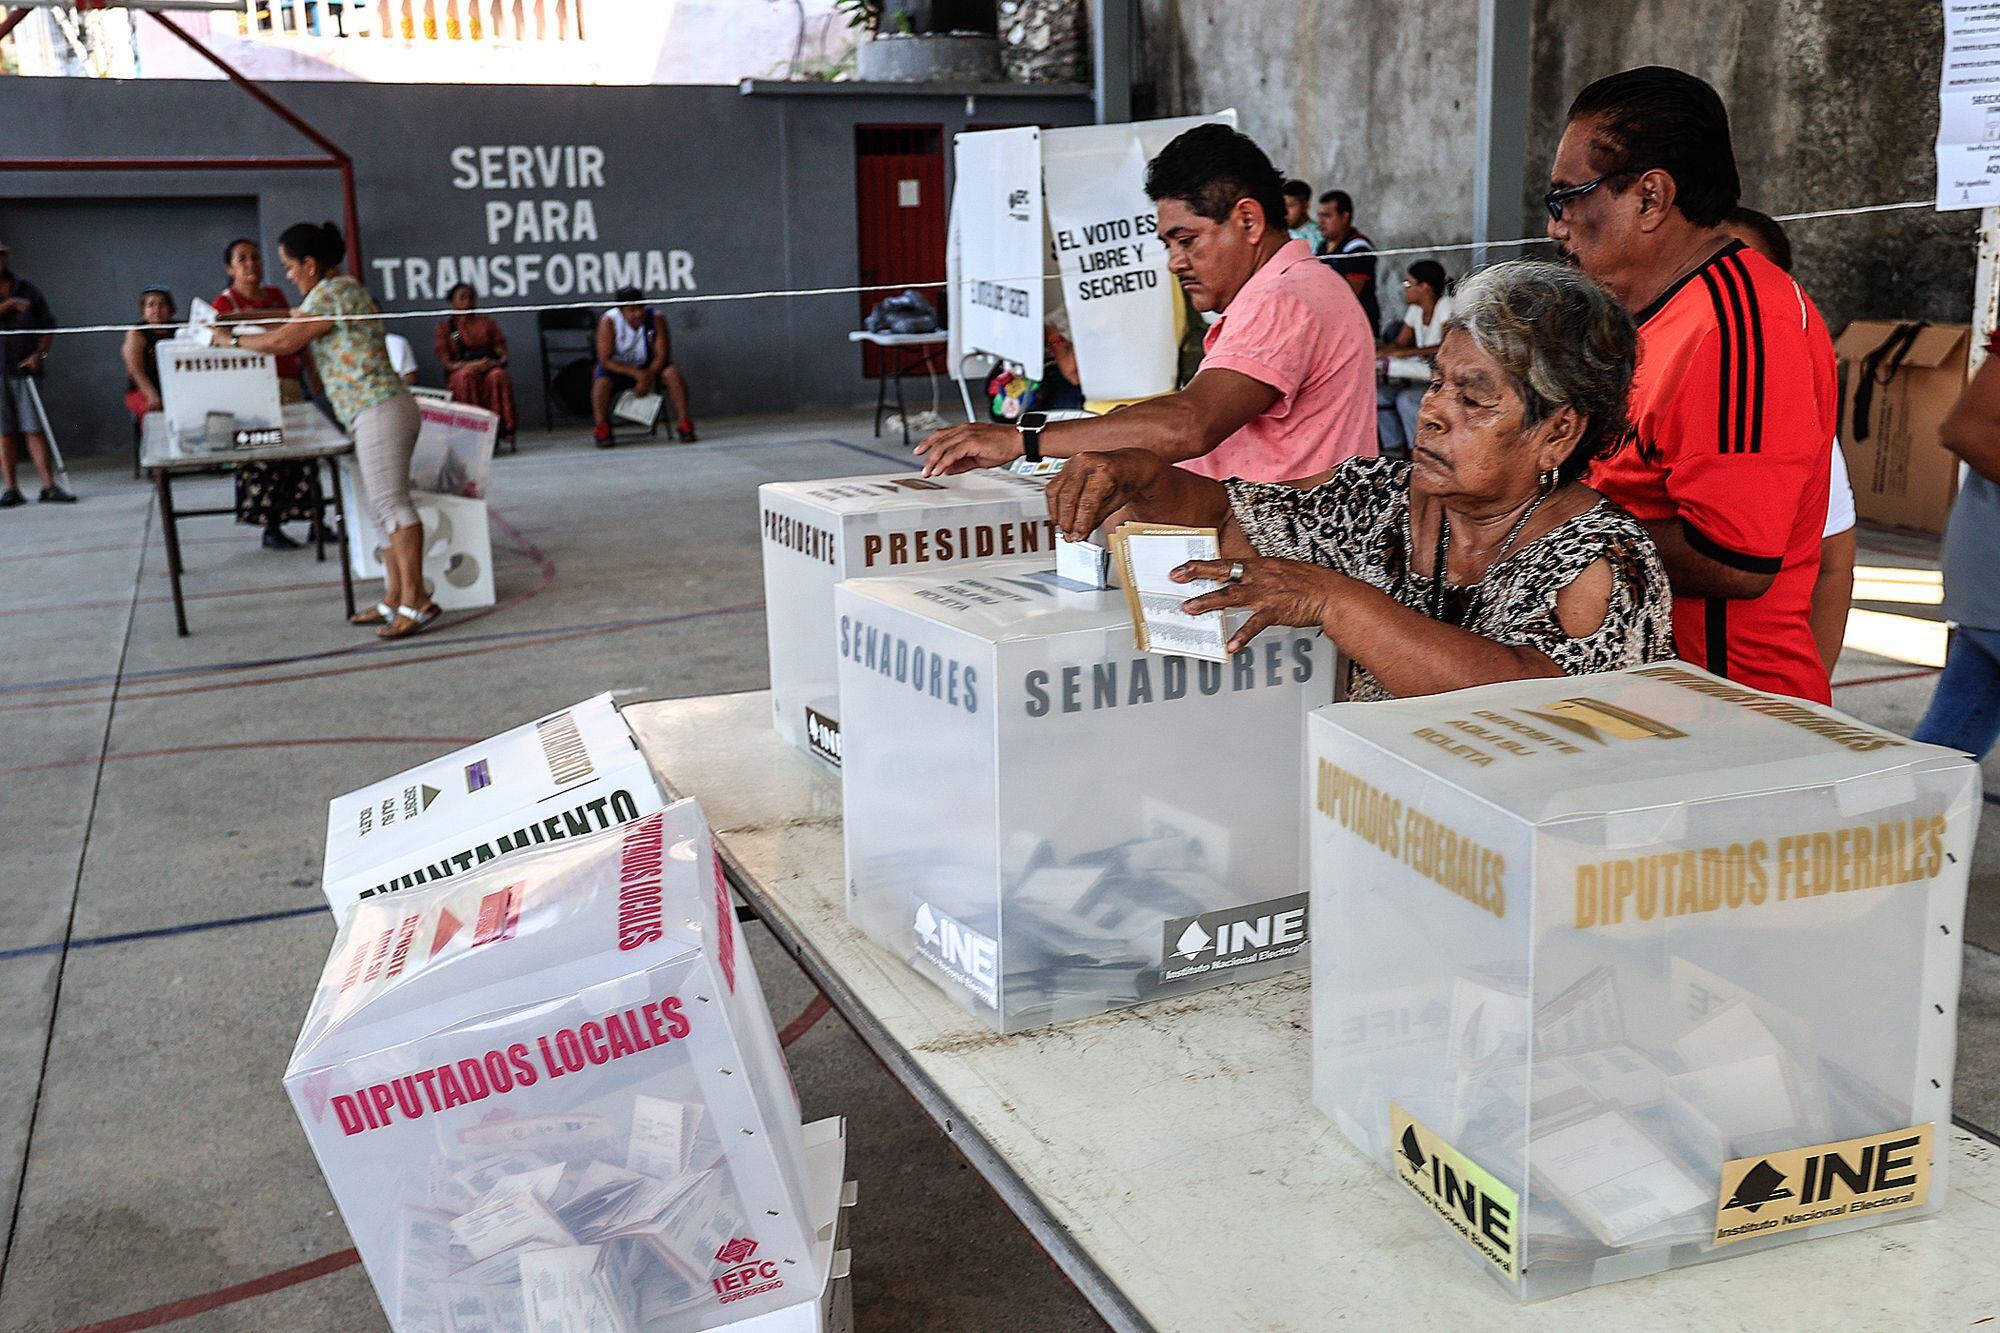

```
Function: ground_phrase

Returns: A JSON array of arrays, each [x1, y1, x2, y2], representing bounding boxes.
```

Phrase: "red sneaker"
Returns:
[[593, 422, 613, 448], [677, 420, 698, 443]]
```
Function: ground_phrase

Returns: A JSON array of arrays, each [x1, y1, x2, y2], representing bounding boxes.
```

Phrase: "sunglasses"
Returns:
[[1544, 170, 1638, 221]]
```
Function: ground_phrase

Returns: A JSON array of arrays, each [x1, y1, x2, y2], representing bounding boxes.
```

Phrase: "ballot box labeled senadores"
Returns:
[[1308, 663, 1978, 1299], [839, 558, 1334, 1033], [322, 693, 667, 923], [287, 800, 820, 1332], [759, 469, 1049, 768]]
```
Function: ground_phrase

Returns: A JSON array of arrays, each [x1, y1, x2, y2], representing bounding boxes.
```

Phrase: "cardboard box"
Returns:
[[839, 558, 1334, 1033], [322, 694, 667, 923], [759, 469, 1050, 768], [1308, 663, 1977, 1298], [338, 458, 497, 612], [288, 800, 817, 1333], [1835, 321, 1970, 536]]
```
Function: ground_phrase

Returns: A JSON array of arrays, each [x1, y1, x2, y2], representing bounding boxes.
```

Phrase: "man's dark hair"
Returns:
[[1566, 66, 1740, 227], [1282, 178, 1312, 201], [1725, 205, 1792, 272], [613, 285, 644, 304], [1145, 124, 1288, 232], [223, 236, 259, 268], [1318, 189, 1354, 215]]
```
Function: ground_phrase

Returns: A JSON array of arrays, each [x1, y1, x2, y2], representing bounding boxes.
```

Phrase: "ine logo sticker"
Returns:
[[1714, 1124, 1932, 1244], [911, 900, 998, 1009], [1391, 1103, 1518, 1280], [804, 706, 842, 767], [1159, 893, 1308, 984]]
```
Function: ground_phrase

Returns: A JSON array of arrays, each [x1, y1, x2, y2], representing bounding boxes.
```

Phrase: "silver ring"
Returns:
[[1227, 561, 1246, 584]]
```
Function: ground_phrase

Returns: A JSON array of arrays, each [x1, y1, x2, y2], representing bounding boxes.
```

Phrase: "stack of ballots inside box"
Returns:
[[838, 557, 1334, 1033], [288, 800, 832, 1331], [1308, 663, 1978, 1298]]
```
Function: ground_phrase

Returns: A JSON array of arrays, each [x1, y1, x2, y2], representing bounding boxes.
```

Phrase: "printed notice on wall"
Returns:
[[1938, 1, 2000, 209]]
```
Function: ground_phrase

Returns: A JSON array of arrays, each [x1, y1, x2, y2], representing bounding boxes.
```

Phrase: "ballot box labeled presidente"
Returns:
[[759, 469, 1050, 768], [839, 558, 1333, 1033], [321, 693, 668, 923], [1307, 663, 1977, 1298], [287, 799, 822, 1332]]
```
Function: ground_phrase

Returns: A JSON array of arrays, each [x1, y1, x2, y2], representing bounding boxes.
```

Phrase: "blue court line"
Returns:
[[822, 436, 918, 468], [1984, 791, 2000, 810], [0, 601, 767, 697], [0, 902, 328, 964]]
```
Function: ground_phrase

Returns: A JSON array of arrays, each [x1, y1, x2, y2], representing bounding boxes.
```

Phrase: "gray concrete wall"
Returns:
[[0, 79, 1093, 458], [1137, 0, 1973, 334]]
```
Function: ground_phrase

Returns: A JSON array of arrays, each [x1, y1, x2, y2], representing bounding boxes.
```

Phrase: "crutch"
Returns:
[[21, 375, 75, 495]]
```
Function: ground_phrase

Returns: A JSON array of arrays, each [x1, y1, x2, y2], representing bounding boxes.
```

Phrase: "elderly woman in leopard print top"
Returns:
[[1048, 260, 1673, 700]]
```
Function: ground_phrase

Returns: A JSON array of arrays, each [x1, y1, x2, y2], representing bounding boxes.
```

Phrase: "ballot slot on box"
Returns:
[[838, 557, 1333, 1034], [1307, 663, 1977, 1298], [759, 470, 1051, 769], [321, 693, 667, 924], [288, 799, 820, 1333]]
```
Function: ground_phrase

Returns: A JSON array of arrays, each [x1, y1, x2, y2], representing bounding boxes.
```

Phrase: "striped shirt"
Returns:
[[1588, 240, 1836, 703]]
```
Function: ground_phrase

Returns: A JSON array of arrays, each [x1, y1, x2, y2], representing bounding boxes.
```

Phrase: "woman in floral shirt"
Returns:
[[230, 222, 437, 639]]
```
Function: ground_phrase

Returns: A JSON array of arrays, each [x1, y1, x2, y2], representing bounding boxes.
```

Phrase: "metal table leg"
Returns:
[[894, 346, 911, 449], [308, 462, 328, 563], [327, 456, 357, 620], [154, 467, 190, 637], [873, 357, 889, 438]]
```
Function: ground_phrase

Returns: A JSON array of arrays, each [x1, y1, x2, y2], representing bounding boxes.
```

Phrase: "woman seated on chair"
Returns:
[[120, 285, 176, 422], [1045, 260, 1674, 701], [435, 282, 517, 442]]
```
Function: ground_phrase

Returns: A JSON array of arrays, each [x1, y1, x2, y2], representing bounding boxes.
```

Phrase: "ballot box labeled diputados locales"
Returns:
[[759, 468, 1049, 768], [321, 693, 668, 924], [839, 558, 1334, 1033], [1308, 663, 1978, 1299], [287, 799, 821, 1333]]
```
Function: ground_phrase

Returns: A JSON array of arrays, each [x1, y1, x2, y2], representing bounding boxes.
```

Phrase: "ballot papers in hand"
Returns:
[[1110, 523, 1242, 662]]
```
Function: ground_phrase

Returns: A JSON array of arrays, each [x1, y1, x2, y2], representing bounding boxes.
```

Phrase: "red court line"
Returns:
[[64, 1248, 361, 1333], [1833, 666, 1941, 689], [0, 578, 346, 619], [0, 532, 242, 566], [778, 993, 834, 1047], [0, 735, 480, 779]]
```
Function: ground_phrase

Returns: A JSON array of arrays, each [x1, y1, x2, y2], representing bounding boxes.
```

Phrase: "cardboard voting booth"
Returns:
[[759, 469, 1051, 767], [1307, 664, 1978, 1298], [322, 693, 667, 923], [157, 342, 284, 451], [288, 800, 819, 1333], [410, 397, 500, 499], [1835, 321, 1971, 537], [839, 558, 1333, 1033], [339, 458, 498, 612]]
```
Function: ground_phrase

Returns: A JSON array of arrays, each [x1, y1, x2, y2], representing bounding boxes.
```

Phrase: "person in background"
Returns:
[[1283, 179, 1323, 250], [384, 331, 419, 385], [435, 283, 517, 442], [214, 237, 318, 550], [1724, 205, 1855, 673], [1044, 260, 1672, 700], [0, 239, 73, 507], [916, 124, 1375, 482], [592, 286, 695, 446], [1375, 259, 1455, 458], [1316, 190, 1381, 337], [1911, 334, 2000, 757], [1548, 66, 1835, 703], [229, 221, 436, 639], [121, 285, 177, 420]]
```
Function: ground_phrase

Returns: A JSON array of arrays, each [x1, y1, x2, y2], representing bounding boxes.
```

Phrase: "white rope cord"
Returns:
[[4, 198, 1942, 338]]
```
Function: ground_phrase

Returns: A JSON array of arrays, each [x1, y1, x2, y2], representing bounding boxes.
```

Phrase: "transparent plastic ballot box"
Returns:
[[759, 468, 1049, 768], [1307, 662, 1978, 1299], [287, 799, 817, 1333], [322, 693, 667, 923], [838, 558, 1335, 1034]]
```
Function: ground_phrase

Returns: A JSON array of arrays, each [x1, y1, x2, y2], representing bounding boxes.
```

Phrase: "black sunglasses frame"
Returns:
[[1544, 170, 1639, 221]]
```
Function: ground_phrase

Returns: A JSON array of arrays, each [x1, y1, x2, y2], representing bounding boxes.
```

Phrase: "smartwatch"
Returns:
[[1018, 411, 1049, 463]]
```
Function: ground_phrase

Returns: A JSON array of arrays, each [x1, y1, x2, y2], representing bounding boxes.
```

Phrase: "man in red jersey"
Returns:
[[1547, 67, 1836, 703]]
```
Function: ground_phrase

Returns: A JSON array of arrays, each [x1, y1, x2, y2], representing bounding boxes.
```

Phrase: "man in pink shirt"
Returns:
[[917, 124, 1376, 482]]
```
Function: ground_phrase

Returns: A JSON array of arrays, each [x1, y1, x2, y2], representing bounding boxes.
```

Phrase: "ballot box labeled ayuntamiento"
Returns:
[[321, 693, 668, 923], [838, 558, 1334, 1033], [1308, 663, 1978, 1298], [287, 799, 820, 1332], [759, 469, 1050, 768]]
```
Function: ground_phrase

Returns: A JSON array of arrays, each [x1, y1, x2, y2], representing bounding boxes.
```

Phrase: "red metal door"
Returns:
[[854, 124, 945, 377]]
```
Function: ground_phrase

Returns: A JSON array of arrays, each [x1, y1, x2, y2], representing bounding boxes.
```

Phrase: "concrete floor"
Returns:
[[0, 412, 1995, 1331]]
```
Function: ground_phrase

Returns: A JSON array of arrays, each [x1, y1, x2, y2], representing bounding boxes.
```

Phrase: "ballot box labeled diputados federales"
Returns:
[[839, 558, 1334, 1033], [1308, 663, 1978, 1299], [287, 800, 820, 1332], [322, 694, 667, 923], [760, 469, 1049, 768]]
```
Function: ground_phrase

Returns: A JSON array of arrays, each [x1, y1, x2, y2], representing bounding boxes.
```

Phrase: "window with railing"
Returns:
[[239, 0, 585, 42]]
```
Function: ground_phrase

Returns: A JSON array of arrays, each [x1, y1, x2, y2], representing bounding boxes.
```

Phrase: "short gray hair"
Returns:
[[1445, 260, 1636, 481]]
